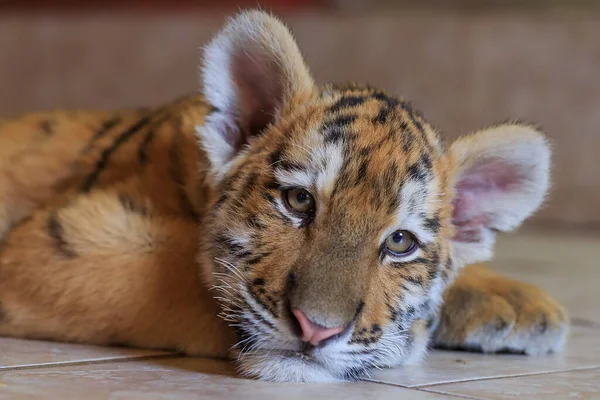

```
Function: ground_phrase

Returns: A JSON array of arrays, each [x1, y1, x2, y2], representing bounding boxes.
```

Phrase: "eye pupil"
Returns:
[[392, 231, 404, 243], [296, 192, 308, 203]]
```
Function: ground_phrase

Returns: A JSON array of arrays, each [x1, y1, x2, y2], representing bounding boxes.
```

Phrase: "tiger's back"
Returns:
[[0, 95, 234, 357]]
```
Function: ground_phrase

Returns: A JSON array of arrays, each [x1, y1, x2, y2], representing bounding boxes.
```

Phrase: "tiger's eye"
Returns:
[[285, 188, 315, 214], [384, 230, 416, 256]]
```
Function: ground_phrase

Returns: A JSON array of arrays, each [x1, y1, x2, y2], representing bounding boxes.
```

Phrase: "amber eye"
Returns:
[[284, 188, 315, 214], [384, 230, 417, 256]]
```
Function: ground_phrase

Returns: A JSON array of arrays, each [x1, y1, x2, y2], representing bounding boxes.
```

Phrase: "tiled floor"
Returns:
[[0, 230, 598, 399]]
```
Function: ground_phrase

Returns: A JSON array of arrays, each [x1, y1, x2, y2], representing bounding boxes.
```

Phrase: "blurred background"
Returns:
[[1, 0, 599, 230]]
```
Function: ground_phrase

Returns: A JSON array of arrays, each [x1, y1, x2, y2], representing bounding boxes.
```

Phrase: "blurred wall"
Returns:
[[0, 5, 599, 228]]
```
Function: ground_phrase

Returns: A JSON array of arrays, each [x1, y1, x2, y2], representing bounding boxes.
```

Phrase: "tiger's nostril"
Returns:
[[291, 308, 346, 347]]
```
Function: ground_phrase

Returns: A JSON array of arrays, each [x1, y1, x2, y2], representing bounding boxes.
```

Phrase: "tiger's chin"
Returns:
[[235, 350, 343, 383], [232, 320, 431, 383]]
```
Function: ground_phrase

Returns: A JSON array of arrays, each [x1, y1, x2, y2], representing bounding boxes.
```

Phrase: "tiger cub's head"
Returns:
[[197, 11, 550, 382]]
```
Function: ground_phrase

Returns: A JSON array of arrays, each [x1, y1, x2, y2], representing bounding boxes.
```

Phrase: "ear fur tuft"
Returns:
[[449, 123, 551, 266], [197, 10, 315, 181]]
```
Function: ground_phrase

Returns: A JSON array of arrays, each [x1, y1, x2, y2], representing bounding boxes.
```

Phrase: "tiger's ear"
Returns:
[[449, 123, 551, 267], [198, 10, 315, 181]]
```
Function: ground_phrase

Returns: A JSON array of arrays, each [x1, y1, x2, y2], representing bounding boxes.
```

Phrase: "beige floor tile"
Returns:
[[369, 326, 599, 388], [0, 357, 455, 400], [0, 337, 169, 369], [423, 366, 600, 399], [491, 231, 600, 323]]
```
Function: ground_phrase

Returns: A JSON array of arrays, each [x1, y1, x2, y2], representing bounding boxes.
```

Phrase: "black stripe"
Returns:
[[268, 148, 283, 166], [372, 92, 400, 124], [263, 179, 281, 191], [329, 114, 357, 127], [381, 162, 399, 190], [48, 213, 76, 258], [213, 193, 228, 209], [399, 99, 415, 114], [248, 283, 279, 321], [420, 153, 433, 172], [406, 163, 427, 182], [238, 172, 258, 201], [40, 120, 55, 136], [388, 303, 399, 322], [269, 145, 307, 171], [252, 278, 265, 286], [231, 323, 253, 346], [424, 216, 440, 234], [246, 213, 267, 230], [405, 274, 424, 285], [373, 107, 390, 124], [215, 234, 244, 254], [399, 121, 414, 153], [169, 124, 200, 220], [345, 349, 376, 356], [276, 159, 307, 172], [247, 252, 270, 266], [404, 305, 417, 323], [329, 96, 366, 113], [82, 116, 122, 153], [137, 130, 155, 164], [356, 159, 368, 182], [137, 113, 169, 164], [236, 250, 253, 259], [324, 125, 345, 144], [399, 100, 425, 133], [428, 252, 441, 279], [248, 304, 276, 330], [118, 193, 148, 216], [273, 209, 294, 225], [81, 115, 153, 192], [262, 192, 277, 205]]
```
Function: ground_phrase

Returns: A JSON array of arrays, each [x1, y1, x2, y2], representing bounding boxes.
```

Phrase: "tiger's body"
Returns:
[[0, 11, 568, 382], [0, 97, 235, 357]]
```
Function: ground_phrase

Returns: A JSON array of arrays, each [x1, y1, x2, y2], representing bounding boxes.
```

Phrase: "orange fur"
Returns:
[[0, 11, 568, 382], [435, 264, 568, 355], [0, 97, 234, 357]]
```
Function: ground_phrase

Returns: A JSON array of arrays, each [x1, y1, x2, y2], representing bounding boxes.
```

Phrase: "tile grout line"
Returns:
[[570, 317, 600, 329], [412, 365, 600, 388], [361, 377, 411, 388], [362, 378, 490, 400], [0, 353, 183, 372], [418, 387, 491, 400]]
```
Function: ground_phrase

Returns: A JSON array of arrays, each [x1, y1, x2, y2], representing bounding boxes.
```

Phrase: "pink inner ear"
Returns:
[[231, 45, 284, 146], [452, 158, 525, 242]]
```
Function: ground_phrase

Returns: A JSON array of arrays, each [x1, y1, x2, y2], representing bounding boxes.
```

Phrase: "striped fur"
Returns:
[[0, 11, 567, 383]]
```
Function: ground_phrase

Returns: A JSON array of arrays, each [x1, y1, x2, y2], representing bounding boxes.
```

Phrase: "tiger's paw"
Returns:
[[432, 265, 569, 356]]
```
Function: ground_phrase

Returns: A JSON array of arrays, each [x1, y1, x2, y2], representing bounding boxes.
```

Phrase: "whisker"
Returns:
[[287, 141, 316, 155], [214, 257, 248, 283], [268, 159, 286, 168]]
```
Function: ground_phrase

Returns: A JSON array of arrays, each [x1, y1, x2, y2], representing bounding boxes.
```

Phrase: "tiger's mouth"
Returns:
[[237, 345, 373, 382], [256, 340, 329, 364], [279, 349, 317, 363]]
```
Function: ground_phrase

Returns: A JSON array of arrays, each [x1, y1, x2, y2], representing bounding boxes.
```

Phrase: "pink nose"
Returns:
[[291, 308, 345, 346]]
